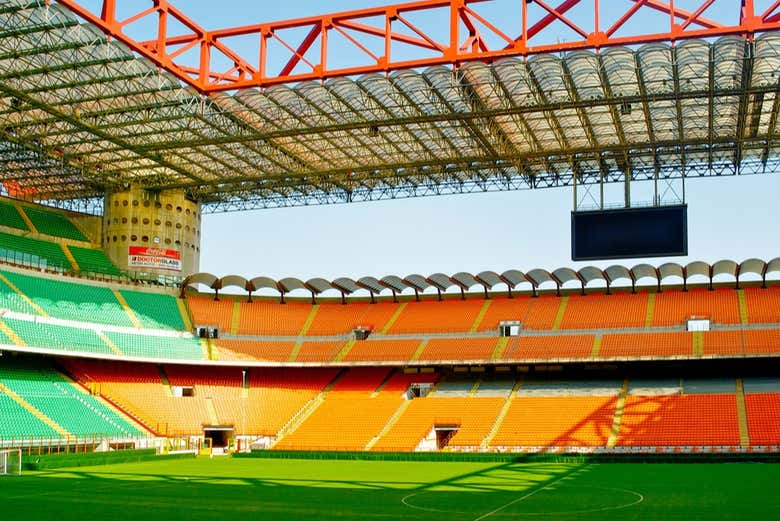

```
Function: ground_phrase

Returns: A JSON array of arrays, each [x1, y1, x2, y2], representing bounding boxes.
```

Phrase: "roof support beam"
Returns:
[[53, 0, 779, 93]]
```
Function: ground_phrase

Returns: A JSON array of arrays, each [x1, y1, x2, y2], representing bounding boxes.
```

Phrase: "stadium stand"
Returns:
[[653, 288, 740, 326], [371, 397, 505, 451], [508, 335, 595, 359], [275, 369, 402, 451], [214, 339, 296, 362], [600, 332, 693, 358], [744, 287, 780, 324], [68, 245, 123, 277], [561, 292, 648, 329], [476, 295, 533, 332], [0, 360, 141, 437], [64, 360, 339, 436], [306, 301, 399, 335], [118, 290, 185, 330], [417, 337, 498, 361], [20, 206, 89, 242], [0, 269, 133, 326], [103, 331, 203, 360], [387, 298, 485, 334], [702, 331, 744, 355], [490, 396, 617, 447], [4, 317, 114, 356], [617, 394, 740, 446], [0, 392, 60, 439], [0, 200, 29, 232], [342, 339, 422, 362], [294, 341, 345, 362], [187, 295, 234, 331], [521, 295, 563, 330], [0, 231, 71, 270], [238, 301, 312, 336], [745, 393, 780, 445]]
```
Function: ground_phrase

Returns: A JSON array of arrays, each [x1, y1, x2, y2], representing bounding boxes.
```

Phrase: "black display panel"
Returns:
[[571, 205, 687, 261]]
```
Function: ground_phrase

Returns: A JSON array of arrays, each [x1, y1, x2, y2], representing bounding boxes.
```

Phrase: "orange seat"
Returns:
[[600, 332, 692, 357], [617, 394, 740, 446], [653, 288, 740, 326], [745, 393, 780, 445], [561, 292, 648, 329], [490, 396, 616, 447]]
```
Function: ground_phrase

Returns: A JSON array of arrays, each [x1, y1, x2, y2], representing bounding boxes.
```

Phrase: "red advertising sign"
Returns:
[[128, 246, 182, 272]]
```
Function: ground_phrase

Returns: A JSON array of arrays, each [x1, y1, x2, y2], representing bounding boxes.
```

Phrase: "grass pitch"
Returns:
[[2, 457, 779, 520]]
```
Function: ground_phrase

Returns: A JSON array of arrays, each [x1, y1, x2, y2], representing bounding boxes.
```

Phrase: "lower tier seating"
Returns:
[[7, 360, 780, 451], [0, 360, 142, 438], [490, 396, 617, 447], [617, 395, 740, 446]]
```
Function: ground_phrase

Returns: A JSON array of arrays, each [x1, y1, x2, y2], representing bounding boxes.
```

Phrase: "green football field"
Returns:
[[2, 457, 779, 520]]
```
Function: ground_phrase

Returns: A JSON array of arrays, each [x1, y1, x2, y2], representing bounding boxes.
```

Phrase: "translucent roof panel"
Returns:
[[0, 1, 778, 211]]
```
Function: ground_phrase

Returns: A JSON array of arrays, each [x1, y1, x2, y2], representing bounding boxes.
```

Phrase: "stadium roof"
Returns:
[[182, 257, 780, 301], [0, 1, 779, 212]]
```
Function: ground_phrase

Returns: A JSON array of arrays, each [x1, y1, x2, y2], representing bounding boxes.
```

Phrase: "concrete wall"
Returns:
[[103, 187, 201, 278]]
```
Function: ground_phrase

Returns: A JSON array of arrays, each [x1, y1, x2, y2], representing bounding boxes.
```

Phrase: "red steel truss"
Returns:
[[54, 0, 780, 92]]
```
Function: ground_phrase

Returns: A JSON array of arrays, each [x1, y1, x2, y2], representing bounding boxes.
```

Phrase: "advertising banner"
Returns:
[[128, 246, 181, 272]]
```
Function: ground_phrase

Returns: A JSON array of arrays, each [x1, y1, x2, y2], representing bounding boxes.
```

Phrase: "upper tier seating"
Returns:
[[561, 292, 648, 329], [600, 332, 693, 358], [744, 287, 780, 324], [119, 290, 185, 330], [4, 317, 114, 356], [187, 296, 233, 331], [418, 337, 498, 361], [104, 331, 203, 360], [0, 200, 28, 232], [0, 231, 70, 270], [214, 339, 296, 362], [653, 288, 740, 326], [387, 298, 485, 334], [307, 301, 399, 335], [0, 361, 141, 437], [69, 246, 123, 277], [506, 335, 595, 359], [238, 301, 311, 335], [21, 206, 88, 241], [294, 341, 345, 362], [477, 296, 533, 332], [343, 339, 422, 362], [1, 269, 133, 326]]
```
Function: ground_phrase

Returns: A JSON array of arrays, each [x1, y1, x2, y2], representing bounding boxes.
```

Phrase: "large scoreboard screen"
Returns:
[[571, 205, 687, 261]]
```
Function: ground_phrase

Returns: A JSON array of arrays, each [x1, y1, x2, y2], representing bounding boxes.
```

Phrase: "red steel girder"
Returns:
[[52, 0, 780, 93]]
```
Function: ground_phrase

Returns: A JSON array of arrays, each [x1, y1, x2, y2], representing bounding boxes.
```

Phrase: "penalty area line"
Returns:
[[471, 472, 576, 521]]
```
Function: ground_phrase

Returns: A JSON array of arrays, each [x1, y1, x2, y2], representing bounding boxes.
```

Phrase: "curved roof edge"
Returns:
[[181, 257, 780, 300]]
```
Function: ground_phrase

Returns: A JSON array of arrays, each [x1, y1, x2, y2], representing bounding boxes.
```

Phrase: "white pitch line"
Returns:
[[471, 473, 575, 521]]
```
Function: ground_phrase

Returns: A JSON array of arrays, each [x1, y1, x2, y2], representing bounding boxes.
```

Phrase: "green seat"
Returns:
[[22, 206, 88, 241], [105, 331, 204, 360], [0, 231, 71, 271], [0, 200, 28, 232], [0, 362, 142, 437], [1, 270, 133, 327], [0, 394, 59, 438], [3, 317, 114, 355], [68, 245, 123, 277], [120, 290, 185, 330]]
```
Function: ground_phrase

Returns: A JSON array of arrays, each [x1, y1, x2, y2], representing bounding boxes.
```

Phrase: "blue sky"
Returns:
[[163, 1, 780, 281]]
